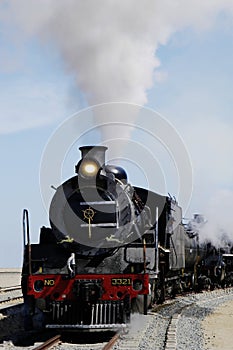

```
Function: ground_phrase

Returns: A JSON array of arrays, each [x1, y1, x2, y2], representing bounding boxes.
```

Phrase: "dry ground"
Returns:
[[202, 300, 233, 350]]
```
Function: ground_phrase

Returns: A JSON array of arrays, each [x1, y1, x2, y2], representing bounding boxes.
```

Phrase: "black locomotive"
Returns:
[[21, 145, 233, 330]]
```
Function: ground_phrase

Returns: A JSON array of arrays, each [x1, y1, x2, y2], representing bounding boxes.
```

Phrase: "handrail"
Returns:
[[155, 206, 159, 275], [23, 209, 30, 245], [23, 209, 32, 275]]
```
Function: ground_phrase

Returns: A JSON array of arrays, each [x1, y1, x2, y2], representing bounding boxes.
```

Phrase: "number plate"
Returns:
[[111, 278, 132, 286]]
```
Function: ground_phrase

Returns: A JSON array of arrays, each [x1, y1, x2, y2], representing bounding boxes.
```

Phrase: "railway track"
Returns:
[[0, 284, 23, 308], [31, 331, 120, 350], [163, 300, 195, 350], [102, 332, 120, 350], [33, 334, 61, 350], [0, 285, 21, 292]]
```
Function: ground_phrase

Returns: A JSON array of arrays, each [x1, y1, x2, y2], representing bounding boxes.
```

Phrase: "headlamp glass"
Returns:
[[79, 159, 99, 178]]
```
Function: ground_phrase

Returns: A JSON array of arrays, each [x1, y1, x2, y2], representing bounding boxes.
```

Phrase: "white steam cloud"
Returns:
[[182, 117, 233, 246], [198, 190, 233, 248], [1, 0, 233, 108]]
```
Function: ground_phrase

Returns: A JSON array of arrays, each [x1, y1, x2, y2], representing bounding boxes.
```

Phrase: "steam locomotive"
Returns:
[[21, 145, 233, 330]]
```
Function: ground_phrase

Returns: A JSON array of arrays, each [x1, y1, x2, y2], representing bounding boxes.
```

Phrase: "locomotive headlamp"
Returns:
[[79, 159, 99, 178]]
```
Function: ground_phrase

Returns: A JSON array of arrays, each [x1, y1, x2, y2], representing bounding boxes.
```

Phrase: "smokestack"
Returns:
[[79, 146, 108, 167]]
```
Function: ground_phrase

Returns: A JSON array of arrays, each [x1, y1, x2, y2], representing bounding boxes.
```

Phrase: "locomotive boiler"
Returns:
[[21, 145, 204, 330]]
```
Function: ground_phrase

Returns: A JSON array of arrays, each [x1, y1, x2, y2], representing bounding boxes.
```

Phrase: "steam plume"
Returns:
[[200, 190, 233, 248], [2, 0, 233, 109]]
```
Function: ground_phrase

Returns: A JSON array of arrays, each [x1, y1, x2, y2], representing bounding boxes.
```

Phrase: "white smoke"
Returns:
[[1, 0, 233, 112], [199, 190, 233, 248], [180, 116, 233, 247]]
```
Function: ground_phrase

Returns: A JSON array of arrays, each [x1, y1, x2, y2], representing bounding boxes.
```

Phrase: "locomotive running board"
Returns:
[[46, 323, 127, 329]]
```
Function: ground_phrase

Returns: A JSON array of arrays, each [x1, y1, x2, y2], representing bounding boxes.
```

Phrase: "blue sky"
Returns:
[[1, 2, 233, 267]]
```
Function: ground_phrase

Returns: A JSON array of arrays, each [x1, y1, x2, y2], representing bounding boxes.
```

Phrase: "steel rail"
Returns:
[[0, 285, 21, 293], [0, 285, 23, 306], [33, 334, 61, 350], [102, 332, 120, 350]]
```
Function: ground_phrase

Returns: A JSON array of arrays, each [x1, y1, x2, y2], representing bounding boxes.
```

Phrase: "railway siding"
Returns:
[[0, 286, 23, 307]]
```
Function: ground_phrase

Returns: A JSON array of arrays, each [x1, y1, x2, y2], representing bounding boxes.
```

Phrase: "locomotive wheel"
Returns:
[[191, 272, 198, 291], [151, 279, 165, 304], [154, 287, 165, 304], [155, 267, 166, 304]]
